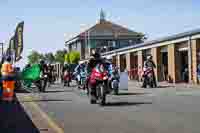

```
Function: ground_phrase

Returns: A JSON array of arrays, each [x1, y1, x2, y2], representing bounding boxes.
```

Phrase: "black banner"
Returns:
[[14, 21, 24, 62], [6, 36, 15, 56]]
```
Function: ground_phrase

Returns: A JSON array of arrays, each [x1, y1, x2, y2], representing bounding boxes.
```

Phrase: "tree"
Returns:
[[64, 51, 80, 64], [44, 52, 55, 64], [55, 50, 66, 64], [64, 53, 70, 63], [69, 51, 80, 64], [27, 51, 44, 64]]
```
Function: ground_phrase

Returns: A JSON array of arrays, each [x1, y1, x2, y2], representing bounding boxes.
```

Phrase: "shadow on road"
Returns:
[[16, 89, 73, 94], [157, 85, 174, 88], [0, 97, 40, 133], [104, 101, 152, 107], [21, 99, 72, 103], [44, 90, 73, 93], [69, 85, 77, 87], [15, 89, 31, 93], [117, 92, 150, 96]]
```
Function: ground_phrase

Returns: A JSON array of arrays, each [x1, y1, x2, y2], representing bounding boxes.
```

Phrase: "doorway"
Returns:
[[130, 52, 138, 80], [179, 50, 189, 83], [120, 54, 126, 72], [161, 52, 168, 81]]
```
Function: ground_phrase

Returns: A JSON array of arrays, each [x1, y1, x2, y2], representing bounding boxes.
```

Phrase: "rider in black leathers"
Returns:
[[142, 55, 157, 88], [86, 49, 103, 90], [39, 60, 48, 76], [87, 49, 102, 74]]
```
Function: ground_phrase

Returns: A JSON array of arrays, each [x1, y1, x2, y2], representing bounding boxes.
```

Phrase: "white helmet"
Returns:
[[147, 55, 152, 60], [106, 56, 112, 60]]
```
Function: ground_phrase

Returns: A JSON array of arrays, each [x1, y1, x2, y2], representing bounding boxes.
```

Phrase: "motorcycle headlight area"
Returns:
[[103, 76, 108, 80]]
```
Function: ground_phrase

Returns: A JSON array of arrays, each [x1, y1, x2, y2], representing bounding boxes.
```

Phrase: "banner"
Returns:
[[14, 21, 24, 62], [6, 36, 15, 56]]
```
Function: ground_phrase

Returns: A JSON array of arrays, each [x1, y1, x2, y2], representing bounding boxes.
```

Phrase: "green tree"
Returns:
[[44, 52, 55, 64], [64, 51, 80, 64], [27, 51, 44, 64], [55, 50, 66, 64], [69, 51, 80, 64], [64, 53, 70, 63]]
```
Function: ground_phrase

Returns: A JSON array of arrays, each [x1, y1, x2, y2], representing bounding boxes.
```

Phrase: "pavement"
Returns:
[[1, 81, 200, 133]]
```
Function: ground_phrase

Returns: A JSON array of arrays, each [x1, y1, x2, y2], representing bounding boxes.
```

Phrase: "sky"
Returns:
[[0, 0, 200, 67]]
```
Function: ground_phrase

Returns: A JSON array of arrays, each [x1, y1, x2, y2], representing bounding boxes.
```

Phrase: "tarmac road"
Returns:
[[16, 82, 200, 133]]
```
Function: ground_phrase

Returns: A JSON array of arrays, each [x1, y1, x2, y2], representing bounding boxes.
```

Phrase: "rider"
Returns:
[[39, 60, 48, 77], [74, 63, 86, 85], [47, 64, 54, 84], [142, 55, 157, 88], [62, 63, 71, 82], [87, 49, 101, 73], [86, 49, 102, 89]]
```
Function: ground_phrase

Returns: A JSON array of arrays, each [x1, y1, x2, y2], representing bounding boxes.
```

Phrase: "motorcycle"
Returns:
[[88, 63, 108, 105], [110, 71, 120, 95], [79, 71, 87, 90], [39, 73, 48, 92], [142, 67, 154, 88], [63, 70, 71, 87]]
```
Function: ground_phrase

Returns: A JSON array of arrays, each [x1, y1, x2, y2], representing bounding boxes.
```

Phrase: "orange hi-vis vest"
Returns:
[[1, 62, 14, 76], [1, 62, 15, 101]]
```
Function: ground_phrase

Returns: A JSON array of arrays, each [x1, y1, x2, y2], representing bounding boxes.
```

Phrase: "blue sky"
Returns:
[[0, 0, 200, 66]]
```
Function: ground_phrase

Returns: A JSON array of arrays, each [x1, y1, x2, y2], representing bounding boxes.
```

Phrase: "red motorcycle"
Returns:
[[88, 63, 108, 105], [142, 67, 154, 88]]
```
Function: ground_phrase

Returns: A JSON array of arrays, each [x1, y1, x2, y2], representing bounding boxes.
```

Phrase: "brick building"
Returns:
[[65, 11, 145, 60], [102, 29, 200, 84]]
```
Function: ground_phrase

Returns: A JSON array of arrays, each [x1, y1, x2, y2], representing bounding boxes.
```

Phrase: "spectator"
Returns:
[[197, 62, 200, 83], [138, 65, 143, 82]]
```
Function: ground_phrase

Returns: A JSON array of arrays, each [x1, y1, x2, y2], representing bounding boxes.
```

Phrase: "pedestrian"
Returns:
[[1, 56, 15, 102], [197, 61, 200, 83], [138, 65, 143, 82]]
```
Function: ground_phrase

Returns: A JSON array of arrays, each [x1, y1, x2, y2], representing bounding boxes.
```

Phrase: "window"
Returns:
[[119, 40, 129, 48]]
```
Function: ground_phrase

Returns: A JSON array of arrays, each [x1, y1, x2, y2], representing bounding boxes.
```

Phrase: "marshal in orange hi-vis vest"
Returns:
[[1, 62, 15, 101]]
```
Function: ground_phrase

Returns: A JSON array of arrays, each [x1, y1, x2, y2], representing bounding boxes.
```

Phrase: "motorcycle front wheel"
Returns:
[[41, 79, 48, 92], [114, 88, 119, 95], [98, 84, 106, 106], [88, 86, 96, 104]]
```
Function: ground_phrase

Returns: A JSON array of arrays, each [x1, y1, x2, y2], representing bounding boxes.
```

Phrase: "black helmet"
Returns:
[[40, 59, 45, 65], [6, 56, 12, 62]]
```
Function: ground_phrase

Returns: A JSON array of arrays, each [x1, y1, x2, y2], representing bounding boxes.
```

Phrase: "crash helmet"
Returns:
[[39, 59, 45, 65], [147, 55, 153, 60], [91, 49, 96, 55], [6, 56, 12, 62]]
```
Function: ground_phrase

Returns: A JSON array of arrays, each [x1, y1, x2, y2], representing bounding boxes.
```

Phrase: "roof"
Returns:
[[102, 28, 200, 55], [65, 20, 144, 44], [79, 21, 143, 37]]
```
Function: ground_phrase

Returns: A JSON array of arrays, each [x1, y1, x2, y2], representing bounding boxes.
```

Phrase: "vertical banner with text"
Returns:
[[14, 21, 24, 62]]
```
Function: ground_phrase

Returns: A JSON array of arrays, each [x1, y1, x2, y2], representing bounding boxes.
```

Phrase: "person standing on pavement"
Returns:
[[197, 58, 200, 83], [1, 56, 15, 102]]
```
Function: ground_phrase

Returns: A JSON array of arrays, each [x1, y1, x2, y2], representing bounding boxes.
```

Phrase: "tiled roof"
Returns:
[[65, 20, 144, 44], [79, 20, 144, 37]]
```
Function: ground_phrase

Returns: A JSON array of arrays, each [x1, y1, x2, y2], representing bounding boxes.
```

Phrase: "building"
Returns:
[[65, 11, 145, 60], [102, 29, 200, 84]]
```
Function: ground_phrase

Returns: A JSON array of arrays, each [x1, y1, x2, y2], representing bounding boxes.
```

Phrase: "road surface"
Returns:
[[16, 82, 200, 133]]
